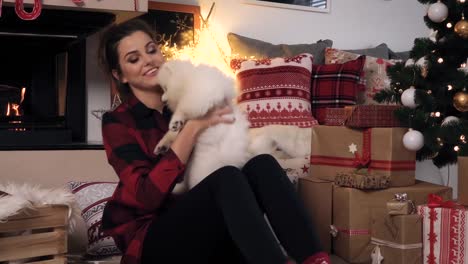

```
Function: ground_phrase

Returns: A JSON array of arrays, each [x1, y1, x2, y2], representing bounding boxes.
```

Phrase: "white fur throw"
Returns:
[[0, 183, 79, 233]]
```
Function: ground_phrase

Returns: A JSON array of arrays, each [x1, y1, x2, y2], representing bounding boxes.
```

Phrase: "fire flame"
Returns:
[[5, 87, 26, 117]]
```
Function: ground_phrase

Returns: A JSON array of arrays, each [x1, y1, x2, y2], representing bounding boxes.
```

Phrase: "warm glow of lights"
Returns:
[[161, 26, 233, 78], [454, 146, 460, 152], [447, 22, 453, 28], [438, 58, 444, 63], [448, 84, 453, 90], [461, 135, 466, 143], [427, 90, 432, 94], [435, 112, 441, 117], [461, 63, 467, 68], [459, 0, 465, 3]]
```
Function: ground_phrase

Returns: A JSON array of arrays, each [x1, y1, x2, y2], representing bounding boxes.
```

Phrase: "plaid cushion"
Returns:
[[310, 55, 365, 124], [325, 48, 399, 105]]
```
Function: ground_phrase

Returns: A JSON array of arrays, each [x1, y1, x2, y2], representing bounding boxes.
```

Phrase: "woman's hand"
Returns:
[[170, 104, 235, 163]]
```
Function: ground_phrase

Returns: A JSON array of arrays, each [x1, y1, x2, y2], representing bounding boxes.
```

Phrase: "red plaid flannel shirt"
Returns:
[[101, 94, 185, 264]]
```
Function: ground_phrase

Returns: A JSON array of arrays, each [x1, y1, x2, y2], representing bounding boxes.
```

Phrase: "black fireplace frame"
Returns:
[[0, 6, 114, 149]]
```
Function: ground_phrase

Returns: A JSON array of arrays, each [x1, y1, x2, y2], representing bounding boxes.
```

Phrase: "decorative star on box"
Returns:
[[348, 143, 358, 154], [301, 165, 309, 173]]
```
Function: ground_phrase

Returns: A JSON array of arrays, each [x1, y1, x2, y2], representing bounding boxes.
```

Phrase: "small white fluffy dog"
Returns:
[[155, 59, 251, 193]]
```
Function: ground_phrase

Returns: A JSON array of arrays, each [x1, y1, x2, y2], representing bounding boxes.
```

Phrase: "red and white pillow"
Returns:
[[232, 53, 318, 128], [325, 48, 398, 105], [310, 55, 366, 124], [68, 181, 120, 257]]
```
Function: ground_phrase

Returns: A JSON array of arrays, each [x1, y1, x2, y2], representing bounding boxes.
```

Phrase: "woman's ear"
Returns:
[[112, 69, 127, 84]]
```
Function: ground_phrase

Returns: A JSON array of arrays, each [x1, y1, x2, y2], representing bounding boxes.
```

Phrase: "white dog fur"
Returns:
[[155, 59, 311, 193], [155, 60, 251, 193]]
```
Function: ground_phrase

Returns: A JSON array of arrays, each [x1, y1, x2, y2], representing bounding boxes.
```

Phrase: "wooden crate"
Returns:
[[0, 205, 68, 264]]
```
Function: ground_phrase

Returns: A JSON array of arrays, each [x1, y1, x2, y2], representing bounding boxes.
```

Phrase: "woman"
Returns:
[[98, 19, 330, 264]]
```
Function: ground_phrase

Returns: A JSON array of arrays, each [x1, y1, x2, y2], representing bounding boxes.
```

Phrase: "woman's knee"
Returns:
[[206, 165, 245, 185], [245, 154, 279, 168]]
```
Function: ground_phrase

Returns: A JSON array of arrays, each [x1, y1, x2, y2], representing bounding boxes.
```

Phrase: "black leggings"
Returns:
[[141, 154, 322, 264]]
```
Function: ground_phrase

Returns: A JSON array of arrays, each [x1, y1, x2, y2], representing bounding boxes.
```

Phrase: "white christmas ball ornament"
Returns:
[[401, 87, 418, 109], [428, 1, 448, 23], [403, 130, 425, 151], [441, 116, 460, 126]]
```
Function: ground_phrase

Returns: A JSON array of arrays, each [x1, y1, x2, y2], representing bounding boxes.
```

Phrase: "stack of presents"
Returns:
[[299, 105, 468, 263]]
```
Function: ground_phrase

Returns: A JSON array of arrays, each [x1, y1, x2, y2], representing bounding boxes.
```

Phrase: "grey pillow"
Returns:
[[388, 48, 411, 61], [227, 32, 285, 58], [280, 39, 333, 65], [227, 32, 333, 64], [344, 43, 390, 59]]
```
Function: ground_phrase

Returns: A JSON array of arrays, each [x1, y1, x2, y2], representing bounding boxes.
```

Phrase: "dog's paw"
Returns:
[[169, 120, 185, 132], [154, 143, 170, 155]]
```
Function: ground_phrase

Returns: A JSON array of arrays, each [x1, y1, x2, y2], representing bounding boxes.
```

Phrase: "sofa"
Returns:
[[1, 32, 410, 263]]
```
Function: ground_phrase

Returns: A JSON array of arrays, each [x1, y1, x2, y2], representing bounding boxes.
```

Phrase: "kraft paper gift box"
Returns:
[[298, 176, 333, 253], [458, 156, 468, 206], [332, 181, 452, 263], [370, 210, 423, 264], [418, 197, 468, 264], [310, 125, 416, 187]]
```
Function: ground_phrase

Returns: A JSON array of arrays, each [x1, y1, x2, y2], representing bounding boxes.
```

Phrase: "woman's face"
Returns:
[[114, 30, 164, 93]]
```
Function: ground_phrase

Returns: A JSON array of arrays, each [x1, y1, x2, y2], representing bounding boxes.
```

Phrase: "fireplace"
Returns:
[[0, 6, 114, 147]]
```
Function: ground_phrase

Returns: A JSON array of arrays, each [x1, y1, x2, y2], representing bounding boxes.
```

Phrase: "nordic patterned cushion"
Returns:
[[310, 55, 365, 124], [325, 48, 398, 105], [67, 181, 120, 257], [232, 53, 318, 128]]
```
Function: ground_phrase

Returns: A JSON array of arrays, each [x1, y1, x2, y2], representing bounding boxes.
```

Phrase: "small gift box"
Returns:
[[418, 194, 467, 264], [345, 105, 402, 128], [386, 193, 416, 215], [322, 108, 351, 126], [335, 169, 390, 190], [371, 210, 423, 264]]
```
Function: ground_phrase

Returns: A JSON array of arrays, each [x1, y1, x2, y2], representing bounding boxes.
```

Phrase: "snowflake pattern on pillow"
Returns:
[[232, 53, 318, 128]]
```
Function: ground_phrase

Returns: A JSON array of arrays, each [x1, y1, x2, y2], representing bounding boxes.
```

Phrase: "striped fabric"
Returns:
[[68, 181, 121, 257], [233, 53, 318, 128], [310, 55, 365, 124]]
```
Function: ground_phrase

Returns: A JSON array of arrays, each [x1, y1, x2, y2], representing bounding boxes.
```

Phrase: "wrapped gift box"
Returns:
[[332, 181, 451, 263], [310, 125, 416, 187], [345, 105, 402, 128], [418, 202, 468, 264], [298, 176, 333, 253], [322, 108, 349, 126], [371, 210, 423, 264], [458, 156, 468, 206]]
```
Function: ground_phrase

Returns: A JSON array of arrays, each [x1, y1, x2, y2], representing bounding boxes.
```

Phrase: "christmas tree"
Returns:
[[374, 0, 468, 168]]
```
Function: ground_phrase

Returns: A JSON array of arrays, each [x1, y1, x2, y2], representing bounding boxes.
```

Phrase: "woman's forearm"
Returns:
[[170, 120, 203, 164]]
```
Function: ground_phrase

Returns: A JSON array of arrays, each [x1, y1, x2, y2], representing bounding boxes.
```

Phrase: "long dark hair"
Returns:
[[98, 19, 157, 101]]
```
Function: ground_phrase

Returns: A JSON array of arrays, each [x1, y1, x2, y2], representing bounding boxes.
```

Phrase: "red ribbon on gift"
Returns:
[[352, 129, 371, 168], [427, 193, 460, 209]]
